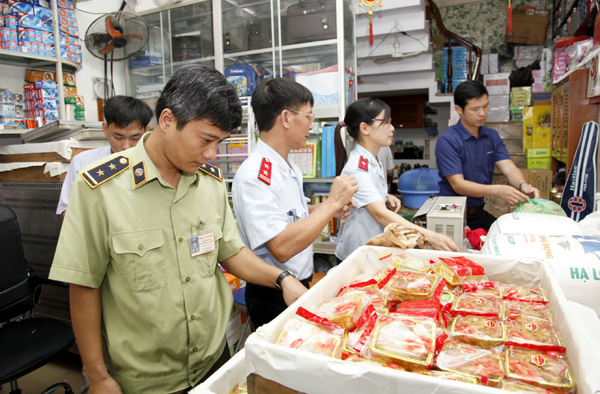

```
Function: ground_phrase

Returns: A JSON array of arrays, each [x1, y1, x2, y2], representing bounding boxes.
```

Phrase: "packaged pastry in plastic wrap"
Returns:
[[449, 315, 506, 348], [392, 253, 432, 273], [500, 379, 554, 393], [344, 353, 405, 370], [337, 287, 388, 314], [415, 370, 479, 385], [450, 292, 503, 318], [502, 284, 549, 304], [276, 307, 346, 359], [432, 256, 486, 286], [504, 346, 575, 393], [369, 314, 438, 370], [435, 341, 505, 387], [460, 281, 503, 298], [385, 270, 443, 302], [502, 299, 554, 323], [505, 319, 565, 352], [390, 300, 442, 323], [315, 292, 365, 331]]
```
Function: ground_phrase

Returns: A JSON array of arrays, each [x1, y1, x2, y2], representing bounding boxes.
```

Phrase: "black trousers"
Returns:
[[245, 276, 312, 329], [466, 206, 497, 232]]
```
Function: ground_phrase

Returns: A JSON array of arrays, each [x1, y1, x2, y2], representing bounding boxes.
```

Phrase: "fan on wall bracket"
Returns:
[[85, 12, 148, 61], [85, 11, 149, 99]]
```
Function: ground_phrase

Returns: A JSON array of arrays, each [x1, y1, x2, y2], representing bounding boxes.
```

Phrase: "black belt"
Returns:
[[466, 206, 482, 216]]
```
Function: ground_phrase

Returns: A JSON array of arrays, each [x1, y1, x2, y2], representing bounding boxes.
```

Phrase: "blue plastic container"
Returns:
[[397, 168, 441, 209]]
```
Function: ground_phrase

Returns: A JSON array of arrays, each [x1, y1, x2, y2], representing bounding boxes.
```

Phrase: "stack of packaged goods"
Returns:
[[23, 80, 58, 124], [57, 0, 81, 65], [479, 53, 499, 76], [510, 86, 532, 123], [0, 0, 81, 65], [0, 89, 24, 126], [442, 47, 470, 93], [272, 253, 577, 393], [483, 72, 510, 122], [25, 68, 83, 121]]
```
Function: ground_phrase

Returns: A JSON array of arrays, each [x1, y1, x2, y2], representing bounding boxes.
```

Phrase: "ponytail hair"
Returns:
[[334, 122, 347, 175], [333, 97, 391, 175]]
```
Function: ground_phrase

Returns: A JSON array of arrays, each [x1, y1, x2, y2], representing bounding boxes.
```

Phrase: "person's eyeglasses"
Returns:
[[291, 110, 317, 122], [371, 118, 393, 126]]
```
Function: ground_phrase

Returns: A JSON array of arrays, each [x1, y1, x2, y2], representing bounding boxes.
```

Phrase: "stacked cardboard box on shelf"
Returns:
[[0, 140, 102, 182], [484, 73, 510, 122], [510, 86, 532, 122]]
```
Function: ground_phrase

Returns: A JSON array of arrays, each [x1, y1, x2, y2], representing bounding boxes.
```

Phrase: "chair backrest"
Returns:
[[0, 204, 35, 322]]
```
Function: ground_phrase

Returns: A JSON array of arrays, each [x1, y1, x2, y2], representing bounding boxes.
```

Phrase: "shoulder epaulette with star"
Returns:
[[358, 156, 369, 171], [198, 163, 223, 181], [258, 157, 272, 185], [80, 155, 130, 189]]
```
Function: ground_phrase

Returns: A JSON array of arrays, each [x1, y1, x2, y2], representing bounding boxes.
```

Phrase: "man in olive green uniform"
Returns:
[[49, 65, 307, 394]]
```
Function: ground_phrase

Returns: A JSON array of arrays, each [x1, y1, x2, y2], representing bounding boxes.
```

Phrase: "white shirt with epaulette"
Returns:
[[232, 139, 313, 281], [336, 143, 388, 261]]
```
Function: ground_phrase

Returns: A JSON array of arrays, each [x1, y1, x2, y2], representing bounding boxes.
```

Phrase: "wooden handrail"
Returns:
[[427, 0, 482, 93]]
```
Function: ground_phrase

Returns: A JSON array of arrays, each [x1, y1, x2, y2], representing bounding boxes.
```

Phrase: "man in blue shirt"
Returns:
[[435, 80, 540, 231]]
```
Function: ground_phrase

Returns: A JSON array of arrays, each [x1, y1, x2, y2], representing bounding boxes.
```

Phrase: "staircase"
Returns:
[[355, 0, 479, 107]]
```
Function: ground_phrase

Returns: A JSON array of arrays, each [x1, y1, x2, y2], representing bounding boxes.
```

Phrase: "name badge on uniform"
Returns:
[[190, 233, 215, 257]]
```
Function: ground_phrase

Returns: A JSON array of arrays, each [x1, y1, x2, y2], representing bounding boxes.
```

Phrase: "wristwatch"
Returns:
[[275, 270, 295, 289], [518, 181, 530, 193]]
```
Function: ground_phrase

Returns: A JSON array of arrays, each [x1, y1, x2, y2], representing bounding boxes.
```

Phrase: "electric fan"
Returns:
[[85, 10, 149, 98]]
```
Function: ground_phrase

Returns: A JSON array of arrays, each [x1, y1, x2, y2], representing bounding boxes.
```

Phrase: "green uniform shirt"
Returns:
[[50, 133, 244, 394]]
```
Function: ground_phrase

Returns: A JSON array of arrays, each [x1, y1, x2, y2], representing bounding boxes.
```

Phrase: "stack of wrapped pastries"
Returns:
[[275, 253, 576, 393]]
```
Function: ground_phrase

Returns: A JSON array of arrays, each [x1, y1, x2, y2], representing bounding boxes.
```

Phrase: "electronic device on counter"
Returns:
[[412, 196, 467, 249]]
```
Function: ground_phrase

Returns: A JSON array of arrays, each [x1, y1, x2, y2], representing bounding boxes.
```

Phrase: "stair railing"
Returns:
[[427, 0, 482, 93]]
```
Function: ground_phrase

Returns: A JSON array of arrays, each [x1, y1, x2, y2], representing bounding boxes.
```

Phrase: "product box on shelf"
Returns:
[[239, 247, 600, 394], [483, 72, 510, 95], [527, 156, 552, 169], [522, 105, 551, 151], [505, 7, 549, 45]]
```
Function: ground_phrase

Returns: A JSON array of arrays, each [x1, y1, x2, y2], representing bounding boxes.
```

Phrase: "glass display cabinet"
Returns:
[[126, 0, 356, 121]]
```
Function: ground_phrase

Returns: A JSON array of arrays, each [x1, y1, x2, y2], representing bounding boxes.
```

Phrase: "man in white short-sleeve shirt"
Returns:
[[232, 78, 358, 328], [56, 96, 152, 218]]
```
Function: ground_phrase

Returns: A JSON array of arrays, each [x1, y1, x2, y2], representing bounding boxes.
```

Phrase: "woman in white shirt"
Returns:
[[334, 97, 459, 261]]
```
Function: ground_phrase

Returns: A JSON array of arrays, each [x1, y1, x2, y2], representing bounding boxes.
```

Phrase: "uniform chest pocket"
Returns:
[[112, 228, 165, 292], [194, 223, 223, 278], [284, 202, 306, 224]]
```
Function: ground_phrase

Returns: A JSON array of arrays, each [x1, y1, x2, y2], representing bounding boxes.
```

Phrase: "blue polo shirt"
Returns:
[[435, 120, 510, 208]]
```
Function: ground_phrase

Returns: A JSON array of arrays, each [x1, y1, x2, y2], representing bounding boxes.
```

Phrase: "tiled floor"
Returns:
[[0, 352, 83, 394]]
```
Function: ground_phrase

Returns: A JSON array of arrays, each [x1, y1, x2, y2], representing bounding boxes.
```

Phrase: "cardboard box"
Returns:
[[505, 8, 550, 45], [511, 86, 532, 107], [509, 106, 523, 122], [528, 168, 552, 199], [522, 105, 551, 151], [533, 92, 552, 106], [527, 156, 552, 169], [483, 72, 510, 95], [526, 147, 551, 158], [241, 247, 600, 394]]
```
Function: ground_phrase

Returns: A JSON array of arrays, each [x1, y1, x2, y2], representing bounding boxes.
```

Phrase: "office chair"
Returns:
[[0, 204, 75, 394]]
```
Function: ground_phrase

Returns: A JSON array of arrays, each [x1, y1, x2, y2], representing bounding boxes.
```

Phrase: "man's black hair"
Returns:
[[103, 95, 153, 129], [251, 78, 314, 132], [155, 65, 242, 133], [454, 80, 488, 110]]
